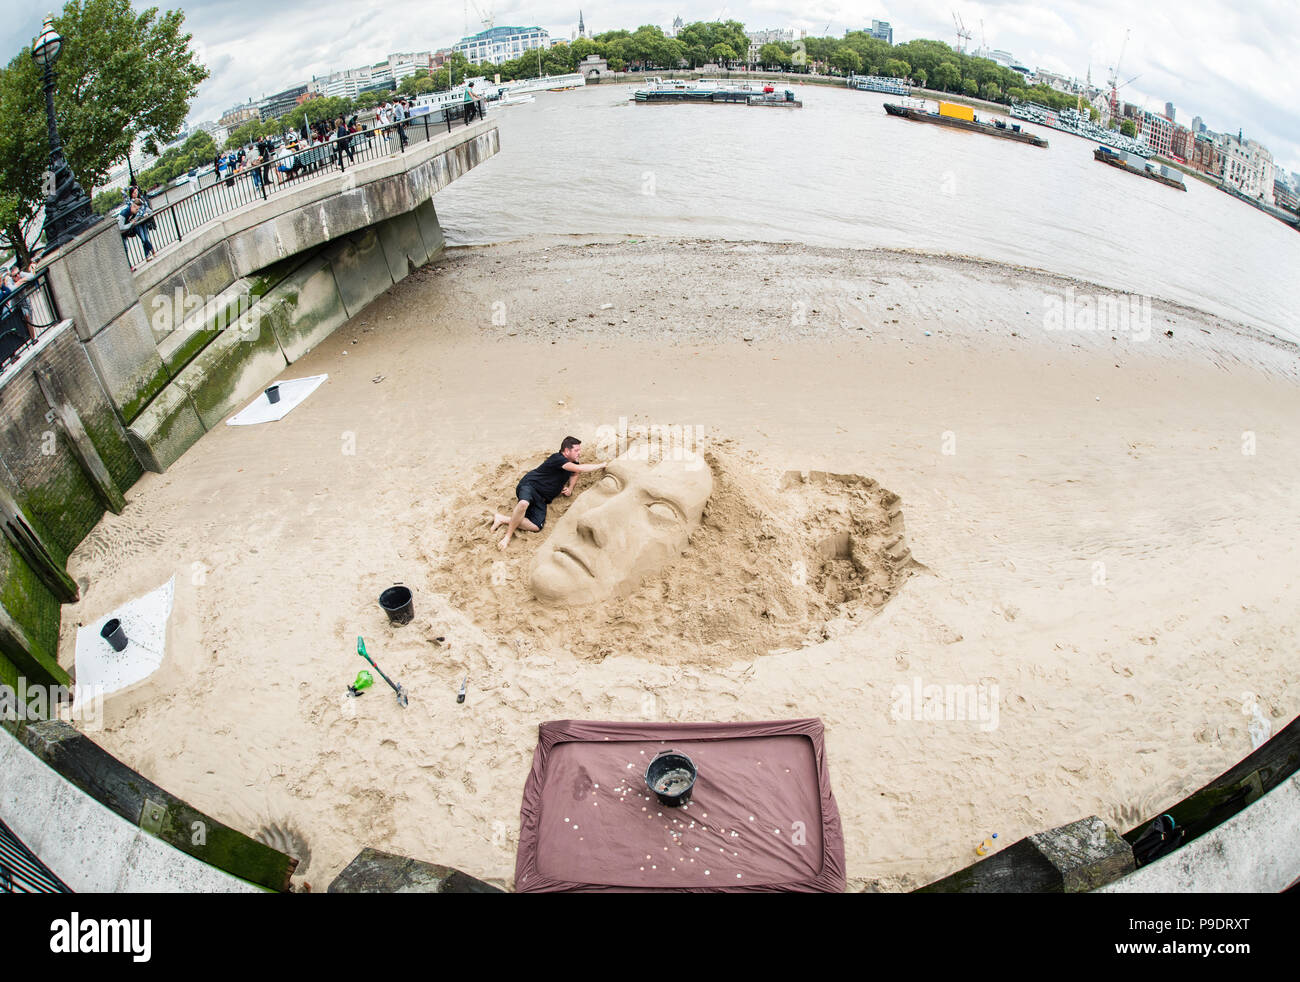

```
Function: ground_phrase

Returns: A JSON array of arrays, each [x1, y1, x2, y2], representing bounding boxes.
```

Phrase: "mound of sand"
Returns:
[[422, 440, 920, 664]]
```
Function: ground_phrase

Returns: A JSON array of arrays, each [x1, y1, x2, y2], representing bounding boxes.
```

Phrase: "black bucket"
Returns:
[[265, 385, 281, 404], [379, 585, 414, 625], [100, 618, 128, 652], [645, 749, 697, 807]]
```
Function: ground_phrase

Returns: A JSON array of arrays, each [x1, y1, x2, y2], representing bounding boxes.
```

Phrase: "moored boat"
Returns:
[[884, 100, 1048, 147], [633, 78, 802, 108], [1093, 146, 1187, 190]]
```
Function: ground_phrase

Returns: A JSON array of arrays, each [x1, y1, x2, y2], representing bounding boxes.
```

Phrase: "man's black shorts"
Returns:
[[515, 481, 547, 529]]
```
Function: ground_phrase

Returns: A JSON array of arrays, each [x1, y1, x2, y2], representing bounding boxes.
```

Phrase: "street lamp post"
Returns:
[[32, 14, 99, 254]]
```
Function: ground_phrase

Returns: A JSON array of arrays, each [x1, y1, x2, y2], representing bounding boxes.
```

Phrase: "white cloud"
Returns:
[[2, 1, 1296, 169]]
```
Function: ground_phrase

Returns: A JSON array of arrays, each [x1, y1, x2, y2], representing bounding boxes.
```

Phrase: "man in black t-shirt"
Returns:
[[493, 436, 607, 550]]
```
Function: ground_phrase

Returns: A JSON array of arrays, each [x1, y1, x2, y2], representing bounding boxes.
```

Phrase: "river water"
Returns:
[[435, 82, 1300, 342]]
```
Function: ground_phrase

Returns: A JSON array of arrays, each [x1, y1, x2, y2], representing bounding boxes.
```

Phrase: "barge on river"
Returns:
[[883, 99, 1048, 147], [1093, 146, 1187, 190], [633, 78, 802, 108]]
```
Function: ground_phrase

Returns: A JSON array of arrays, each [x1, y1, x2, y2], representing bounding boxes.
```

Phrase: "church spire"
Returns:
[[578, 10, 585, 38]]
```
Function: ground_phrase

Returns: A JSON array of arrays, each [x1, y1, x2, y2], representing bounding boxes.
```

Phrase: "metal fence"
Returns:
[[0, 269, 62, 373], [120, 99, 488, 268], [1, 815, 72, 893]]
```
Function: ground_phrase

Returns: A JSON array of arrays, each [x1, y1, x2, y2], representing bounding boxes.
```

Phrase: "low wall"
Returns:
[[128, 197, 446, 472], [0, 120, 495, 700], [0, 322, 141, 687], [916, 712, 1300, 892], [1, 719, 293, 890]]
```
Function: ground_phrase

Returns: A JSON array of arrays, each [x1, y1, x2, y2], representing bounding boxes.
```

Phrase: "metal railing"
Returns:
[[1, 815, 71, 893], [0, 268, 62, 373], [120, 99, 488, 268]]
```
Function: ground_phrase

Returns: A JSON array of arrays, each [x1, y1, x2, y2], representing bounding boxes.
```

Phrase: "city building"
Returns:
[[671, 16, 683, 37], [1215, 132, 1276, 203], [258, 84, 308, 122], [747, 27, 794, 64], [578, 10, 586, 39], [1191, 115, 1205, 133], [1190, 132, 1221, 177], [1165, 101, 1175, 123], [1170, 124, 1193, 161], [388, 52, 434, 82], [1034, 70, 1085, 95], [1138, 109, 1173, 156], [1247, 139, 1275, 204], [1089, 92, 1113, 127], [1274, 177, 1299, 212], [453, 25, 549, 65], [219, 102, 261, 129], [870, 20, 893, 44]]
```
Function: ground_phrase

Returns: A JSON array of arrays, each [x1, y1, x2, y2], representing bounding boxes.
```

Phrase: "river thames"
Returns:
[[436, 81, 1300, 342]]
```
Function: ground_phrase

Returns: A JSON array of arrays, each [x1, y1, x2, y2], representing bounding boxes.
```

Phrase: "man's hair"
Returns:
[[560, 436, 581, 451]]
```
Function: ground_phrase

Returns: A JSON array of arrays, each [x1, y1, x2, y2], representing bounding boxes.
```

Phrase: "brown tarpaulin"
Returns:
[[515, 719, 845, 892]]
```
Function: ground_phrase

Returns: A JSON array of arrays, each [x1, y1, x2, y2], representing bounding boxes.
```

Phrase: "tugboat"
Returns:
[[1093, 146, 1187, 190], [884, 99, 1048, 147]]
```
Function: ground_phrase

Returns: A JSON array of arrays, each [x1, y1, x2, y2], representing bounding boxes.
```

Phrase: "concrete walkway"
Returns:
[[0, 726, 261, 892]]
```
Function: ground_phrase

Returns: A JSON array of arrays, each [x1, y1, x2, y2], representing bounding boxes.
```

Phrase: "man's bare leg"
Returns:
[[496, 499, 540, 549]]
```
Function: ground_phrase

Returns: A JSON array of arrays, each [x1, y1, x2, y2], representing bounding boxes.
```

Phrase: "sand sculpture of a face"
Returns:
[[529, 454, 713, 605]]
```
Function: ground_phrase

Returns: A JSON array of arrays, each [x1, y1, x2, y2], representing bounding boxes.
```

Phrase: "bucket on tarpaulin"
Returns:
[[379, 584, 414, 625], [265, 385, 281, 404], [645, 749, 697, 807], [100, 618, 128, 652]]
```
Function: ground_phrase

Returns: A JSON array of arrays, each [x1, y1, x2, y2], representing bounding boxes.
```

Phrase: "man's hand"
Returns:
[[561, 486, 572, 496]]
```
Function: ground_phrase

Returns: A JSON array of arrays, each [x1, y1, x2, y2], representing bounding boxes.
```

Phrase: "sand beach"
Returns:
[[56, 236, 1300, 890]]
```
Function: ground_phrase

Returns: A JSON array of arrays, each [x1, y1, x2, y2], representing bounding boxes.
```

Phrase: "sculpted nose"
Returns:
[[576, 499, 618, 549]]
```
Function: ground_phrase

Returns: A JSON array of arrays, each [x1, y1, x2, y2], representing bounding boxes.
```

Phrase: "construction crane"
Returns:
[[980, 18, 986, 58], [470, 0, 494, 31], [1107, 28, 1130, 123], [951, 12, 972, 54]]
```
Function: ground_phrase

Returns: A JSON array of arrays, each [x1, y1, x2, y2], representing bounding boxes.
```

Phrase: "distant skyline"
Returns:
[[3, 2, 1297, 173]]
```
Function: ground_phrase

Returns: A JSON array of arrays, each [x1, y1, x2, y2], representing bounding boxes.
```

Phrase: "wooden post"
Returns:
[[0, 599, 70, 689], [0, 481, 78, 603], [34, 367, 125, 515]]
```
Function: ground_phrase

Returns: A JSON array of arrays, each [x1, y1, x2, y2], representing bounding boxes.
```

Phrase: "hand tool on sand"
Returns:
[[347, 670, 374, 697], [457, 674, 468, 704], [357, 636, 408, 707]]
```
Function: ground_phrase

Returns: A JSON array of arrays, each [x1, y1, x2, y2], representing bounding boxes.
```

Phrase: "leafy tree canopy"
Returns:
[[0, 0, 207, 262]]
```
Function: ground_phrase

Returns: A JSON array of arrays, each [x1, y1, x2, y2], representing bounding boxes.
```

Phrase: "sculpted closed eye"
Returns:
[[647, 501, 682, 521], [600, 474, 622, 491]]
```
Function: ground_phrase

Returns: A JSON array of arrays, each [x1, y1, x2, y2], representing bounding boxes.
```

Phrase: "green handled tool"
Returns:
[[357, 636, 408, 707], [347, 670, 374, 697]]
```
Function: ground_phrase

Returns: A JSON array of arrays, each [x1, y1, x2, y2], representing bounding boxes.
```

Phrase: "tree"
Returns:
[[0, 0, 207, 265], [136, 129, 214, 191], [882, 58, 910, 78], [398, 74, 435, 97], [758, 43, 789, 69], [931, 61, 961, 92], [709, 43, 736, 66], [962, 78, 979, 97], [829, 48, 862, 75], [1120, 118, 1137, 137]]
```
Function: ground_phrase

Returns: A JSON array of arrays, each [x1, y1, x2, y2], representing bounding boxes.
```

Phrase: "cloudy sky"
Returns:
[[4, 1, 1297, 172]]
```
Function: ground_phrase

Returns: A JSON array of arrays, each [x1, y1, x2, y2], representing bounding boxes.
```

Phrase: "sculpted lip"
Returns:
[[554, 545, 594, 578]]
